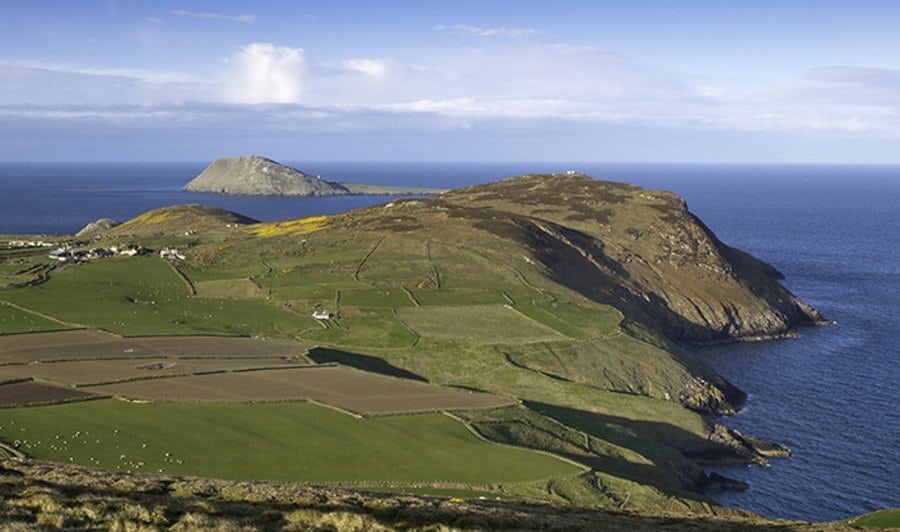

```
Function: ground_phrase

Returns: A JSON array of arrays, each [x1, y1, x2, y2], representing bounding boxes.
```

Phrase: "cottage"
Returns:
[[312, 310, 333, 320], [160, 248, 186, 261]]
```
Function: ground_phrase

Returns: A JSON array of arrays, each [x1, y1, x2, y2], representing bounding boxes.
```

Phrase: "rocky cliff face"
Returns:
[[441, 173, 826, 343], [184, 156, 349, 196]]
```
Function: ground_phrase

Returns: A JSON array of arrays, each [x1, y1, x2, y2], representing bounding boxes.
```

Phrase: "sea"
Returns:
[[0, 161, 897, 521]]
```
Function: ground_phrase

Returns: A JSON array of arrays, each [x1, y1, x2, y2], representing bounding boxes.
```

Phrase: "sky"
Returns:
[[2, 0, 900, 163]]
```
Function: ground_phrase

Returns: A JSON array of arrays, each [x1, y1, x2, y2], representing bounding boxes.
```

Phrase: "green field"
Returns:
[[0, 303, 71, 335], [0, 258, 315, 338], [412, 289, 507, 306], [398, 305, 563, 343], [0, 399, 580, 485]]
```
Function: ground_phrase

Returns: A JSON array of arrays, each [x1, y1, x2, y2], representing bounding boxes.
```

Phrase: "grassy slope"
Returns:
[[0, 257, 317, 338], [0, 400, 579, 485]]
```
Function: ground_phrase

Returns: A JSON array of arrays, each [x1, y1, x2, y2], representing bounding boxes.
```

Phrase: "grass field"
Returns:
[[194, 278, 266, 299], [397, 305, 563, 343], [0, 303, 71, 335], [0, 257, 315, 338], [411, 289, 508, 306], [85, 366, 515, 414], [0, 400, 580, 484], [337, 288, 416, 308], [303, 308, 419, 348]]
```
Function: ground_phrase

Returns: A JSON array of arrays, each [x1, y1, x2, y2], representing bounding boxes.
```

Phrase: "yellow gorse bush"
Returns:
[[246, 215, 329, 237]]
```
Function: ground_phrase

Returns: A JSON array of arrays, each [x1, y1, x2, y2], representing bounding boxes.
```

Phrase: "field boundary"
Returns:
[[168, 262, 196, 296], [354, 236, 385, 281], [443, 411, 591, 474]]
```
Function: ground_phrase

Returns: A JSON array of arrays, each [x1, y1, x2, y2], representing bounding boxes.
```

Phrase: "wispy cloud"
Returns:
[[225, 43, 306, 104], [170, 9, 255, 23], [434, 24, 541, 38], [5, 42, 900, 143], [340, 58, 393, 79]]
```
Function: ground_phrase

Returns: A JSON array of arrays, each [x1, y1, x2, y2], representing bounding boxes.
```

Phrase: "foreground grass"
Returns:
[[0, 399, 579, 485], [1, 458, 844, 531]]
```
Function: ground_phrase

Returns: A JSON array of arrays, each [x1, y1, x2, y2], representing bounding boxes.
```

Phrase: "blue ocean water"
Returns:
[[0, 162, 897, 521]]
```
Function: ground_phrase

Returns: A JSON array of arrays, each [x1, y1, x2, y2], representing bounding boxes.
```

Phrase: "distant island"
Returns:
[[183, 155, 445, 196]]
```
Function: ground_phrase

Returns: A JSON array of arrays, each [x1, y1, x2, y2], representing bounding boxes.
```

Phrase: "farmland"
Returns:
[[85, 366, 516, 414], [0, 357, 307, 386], [0, 303, 71, 335], [0, 330, 306, 363], [0, 257, 318, 338], [0, 234, 731, 511], [0, 379, 97, 407], [0, 400, 581, 485]]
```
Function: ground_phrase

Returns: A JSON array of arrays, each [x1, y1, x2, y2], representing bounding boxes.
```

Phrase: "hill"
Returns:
[[438, 173, 827, 343], [184, 156, 443, 196], [0, 172, 834, 524], [107, 204, 258, 237]]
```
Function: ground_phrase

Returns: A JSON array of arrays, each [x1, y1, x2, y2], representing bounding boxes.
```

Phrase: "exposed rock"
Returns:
[[680, 424, 791, 465]]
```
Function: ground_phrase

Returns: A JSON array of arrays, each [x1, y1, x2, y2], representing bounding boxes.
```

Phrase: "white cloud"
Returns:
[[434, 24, 541, 38], [226, 43, 306, 104], [341, 58, 392, 79], [170, 10, 255, 23]]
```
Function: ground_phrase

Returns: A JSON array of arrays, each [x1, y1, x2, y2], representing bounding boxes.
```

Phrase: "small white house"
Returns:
[[312, 310, 333, 320], [160, 247, 186, 261]]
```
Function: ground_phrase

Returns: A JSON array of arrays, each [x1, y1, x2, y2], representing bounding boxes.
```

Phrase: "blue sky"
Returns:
[[2, 0, 899, 163]]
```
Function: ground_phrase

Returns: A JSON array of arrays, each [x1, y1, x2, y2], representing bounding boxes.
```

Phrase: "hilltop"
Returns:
[[184, 156, 444, 196], [439, 173, 826, 343]]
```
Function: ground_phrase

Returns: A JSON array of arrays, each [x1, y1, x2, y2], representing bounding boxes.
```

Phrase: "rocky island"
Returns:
[[183, 155, 444, 196]]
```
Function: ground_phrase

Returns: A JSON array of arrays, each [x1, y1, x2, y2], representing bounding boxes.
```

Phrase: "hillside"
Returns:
[[109, 204, 259, 237], [0, 172, 832, 525], [184, 156, 443, 196], [439, 173, 827, 343], [0, 459, 860, 530]]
